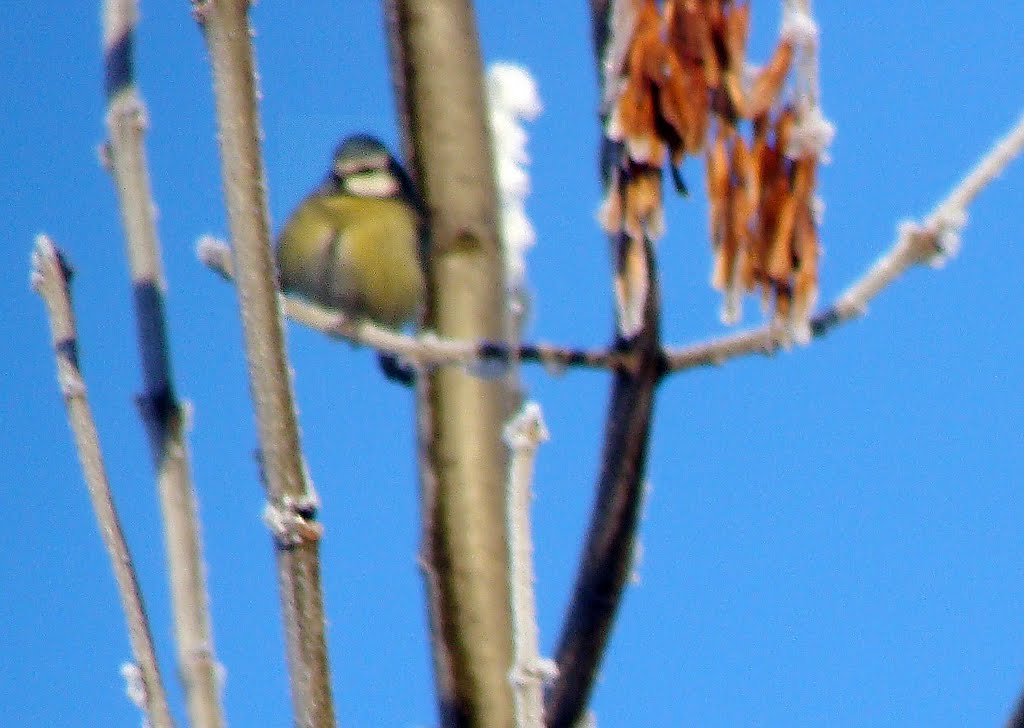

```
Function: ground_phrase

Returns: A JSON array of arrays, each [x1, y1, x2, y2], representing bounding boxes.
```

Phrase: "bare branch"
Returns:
[[31, 235, 176, 728], [545, 3, 665, 723], [102, 2, 224, 724], [201, 236, 617, 374], [784, 0, 822, 110], [386, 0, 519, 724], [545, 268, 662, 728], [504, 404, 556, 728], [931, 112, 1024, 221], [192, 2, 335, 725], [665, 110, 1024, 372]]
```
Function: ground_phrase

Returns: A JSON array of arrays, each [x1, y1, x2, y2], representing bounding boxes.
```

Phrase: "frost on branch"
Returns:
[[600, 0, 833, 340], [488, 62, 542, 321]]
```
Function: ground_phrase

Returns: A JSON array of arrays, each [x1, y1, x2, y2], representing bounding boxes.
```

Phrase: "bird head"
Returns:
[[330, 134, 409, 200]]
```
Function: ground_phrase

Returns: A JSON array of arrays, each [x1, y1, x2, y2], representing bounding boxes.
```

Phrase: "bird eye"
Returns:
[[337, 153, 390, 178]]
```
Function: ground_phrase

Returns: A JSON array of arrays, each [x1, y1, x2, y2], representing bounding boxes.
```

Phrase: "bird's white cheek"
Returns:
[[346, 173, 399, 198]]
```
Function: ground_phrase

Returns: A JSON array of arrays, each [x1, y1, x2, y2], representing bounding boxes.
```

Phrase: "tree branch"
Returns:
[[504, 403, 555, 728], [385, 1, 518, 725], [545, 234, 663, 728], [102, 2, 224, 725], [204, 103, 1024, 385], [32, 235, 176, 728], [664, 110, 1024, 372], [545, 3, 665, 723], [200, 236, 617, 374], [192, 2, 335, 725]]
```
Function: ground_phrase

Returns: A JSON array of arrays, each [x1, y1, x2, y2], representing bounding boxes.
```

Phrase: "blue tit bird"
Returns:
[[276, 134, 425, 330]]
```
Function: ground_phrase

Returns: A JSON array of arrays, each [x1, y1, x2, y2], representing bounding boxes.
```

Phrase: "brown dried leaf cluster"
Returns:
[[709, 107, 820, 328], [601, 0, 821, 334]]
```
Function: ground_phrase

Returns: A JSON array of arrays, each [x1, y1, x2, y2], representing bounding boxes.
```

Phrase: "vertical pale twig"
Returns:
[[784, 0, 821, 109], [102, 2, 224, 725], [385, 1, 518, 725], [780, 1, 835, 167], [192, 2, 335, 725], [31, 235, 176, 728], [504, 403, 554, 728], [491, 68, 547, 727]]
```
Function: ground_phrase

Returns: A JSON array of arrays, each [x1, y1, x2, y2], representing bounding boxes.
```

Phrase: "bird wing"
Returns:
[[277, 196, 354, 312]]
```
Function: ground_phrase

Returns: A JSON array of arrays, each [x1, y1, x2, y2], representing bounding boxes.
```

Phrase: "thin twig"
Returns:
[[665, 110, 1024, 372], [784, 0, 822, 111], [504, 403, 556, 728], [924, 111, 1024, 232], [200, 235, 617, 375], [31, 235, 176, 728], [102, 2, 224, 724], [192, 2, 335, 726]]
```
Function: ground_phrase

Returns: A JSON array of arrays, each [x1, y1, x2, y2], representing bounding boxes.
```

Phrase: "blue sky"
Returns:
[[3, 2, 1024, 726]]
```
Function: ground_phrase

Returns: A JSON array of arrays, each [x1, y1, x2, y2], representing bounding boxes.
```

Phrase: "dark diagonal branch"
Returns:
[[102, 2, 224, 725], [545, 1, 666, 723], [546, 238, 664, 728], [32, 236, 176, 728], [192, 2, 334, 726], [1006, 683, 1024, 728]]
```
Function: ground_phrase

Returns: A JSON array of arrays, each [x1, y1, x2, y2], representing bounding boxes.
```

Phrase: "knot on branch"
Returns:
[[105, 95, 148, 133], [119, 662, 148, 711], [897, 211, 966, 270], [503, 401, 550, 450], [508, 656, 559, 689], [57, 355, 87, 399], [263, 495, 323, 548], [927, 209, 968, 268]]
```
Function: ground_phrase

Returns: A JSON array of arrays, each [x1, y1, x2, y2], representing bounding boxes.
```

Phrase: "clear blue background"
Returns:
[[3, 3, 1023, 726]]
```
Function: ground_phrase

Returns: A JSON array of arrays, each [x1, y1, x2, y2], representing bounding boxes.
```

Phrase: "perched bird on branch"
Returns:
[[276, 134, 424, 382]]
